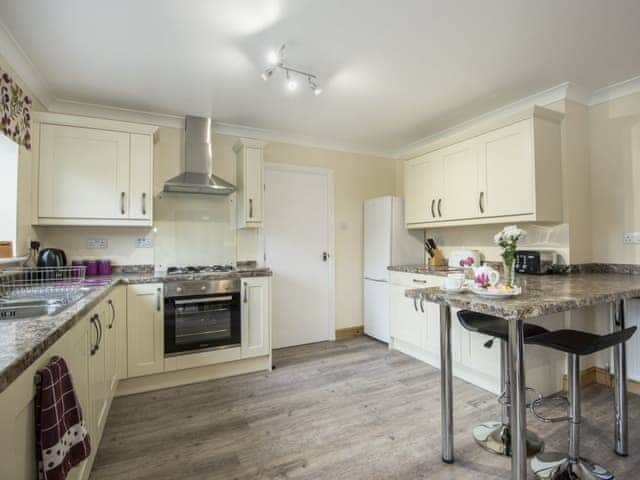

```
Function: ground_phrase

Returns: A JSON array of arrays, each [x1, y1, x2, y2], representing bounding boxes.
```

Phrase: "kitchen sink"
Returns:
[[0, 288, 92, 321]]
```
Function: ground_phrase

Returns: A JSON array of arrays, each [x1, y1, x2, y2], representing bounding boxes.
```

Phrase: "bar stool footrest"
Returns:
[[531, 395, 571, 423]]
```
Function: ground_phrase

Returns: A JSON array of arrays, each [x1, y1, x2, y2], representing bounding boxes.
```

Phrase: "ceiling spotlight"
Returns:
[[308, 78, 323, 96], [266, 50, 280, 65], [286, 71, 298, 91], [261, 67, 274, 81]]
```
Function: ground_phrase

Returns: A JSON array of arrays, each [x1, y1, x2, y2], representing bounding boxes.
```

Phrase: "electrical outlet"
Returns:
[[135, 238, 153, 248], [87, 239, 108, 249], [623, 232, 640, 244]]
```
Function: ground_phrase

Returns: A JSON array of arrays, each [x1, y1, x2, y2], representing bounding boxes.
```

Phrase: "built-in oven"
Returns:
[[164, 278, 241, 356]]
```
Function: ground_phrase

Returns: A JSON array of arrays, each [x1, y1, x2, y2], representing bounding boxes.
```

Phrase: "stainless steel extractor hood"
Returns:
[[163, 116, 236, 195]]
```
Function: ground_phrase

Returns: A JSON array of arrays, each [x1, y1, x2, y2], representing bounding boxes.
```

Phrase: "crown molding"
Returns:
[[588, 75, 640, 106], [0, 18, 54, 107], [214, 121, 392, 158], [49, 98, 184, 129]]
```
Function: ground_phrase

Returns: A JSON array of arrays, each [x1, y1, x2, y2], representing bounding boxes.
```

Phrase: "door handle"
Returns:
[[419, 299, 424, 313], [479, 191, 485, 214], [437, 198, 442, 217], [243, 283, 248, 303], [142, 192, 147, 216], [90, 315, 99, 355], [413, 298, 418, 312], [156, 288, 162, 312], [322, 252, 330, 262], [120, 192, 126, 215], [108, 299, 115, 329], [249, 198, 253, 218], [95, 314, 103, 350], [431, 199, 436, 218]]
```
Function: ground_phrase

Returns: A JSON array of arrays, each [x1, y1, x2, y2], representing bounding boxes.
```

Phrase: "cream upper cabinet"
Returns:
[[441, 140, 480, 221], [404, 151, 443, 225], [33, 112, 157, 227], [403, 106, 563, 228], [234, 138, 267, 228], [241, 277, 271, 358], [127, 283, 164, 378]]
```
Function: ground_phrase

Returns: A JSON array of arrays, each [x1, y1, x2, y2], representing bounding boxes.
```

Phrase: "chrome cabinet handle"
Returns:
[[120, 192, 126, 215], [437, 198, 442, 217], [431, 199, 436, 218], [243, 283, 248, 303], [413, 279, 427, 284], [108, 299, 115, 329], [249, 198, 253, 218], [90, 315, 98, 355], [413, 298, 418, 311], [156, 288, 161, 312], [479, 191, 485, 214], [142, 192, 147, 215], [419, 299, 424, 313], [96, 314, 103, 348]]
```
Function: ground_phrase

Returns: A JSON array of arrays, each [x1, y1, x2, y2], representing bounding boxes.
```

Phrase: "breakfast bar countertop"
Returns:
[[405, 272, 640, 320]]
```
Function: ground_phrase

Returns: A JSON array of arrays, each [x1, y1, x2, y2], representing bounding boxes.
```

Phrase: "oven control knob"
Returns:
[[200, 285, 207, 292], [176, 287, 183, 293]]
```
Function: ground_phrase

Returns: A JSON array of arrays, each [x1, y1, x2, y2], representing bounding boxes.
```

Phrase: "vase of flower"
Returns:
[[494, 225, 526, 289]]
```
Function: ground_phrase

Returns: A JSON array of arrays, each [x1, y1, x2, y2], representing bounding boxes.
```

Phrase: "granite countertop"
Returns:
[[388, 264, 464, 277], [0, 267, 272, 394], [406, 272, 640, 321]]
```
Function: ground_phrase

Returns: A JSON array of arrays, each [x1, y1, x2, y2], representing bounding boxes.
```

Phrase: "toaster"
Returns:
[[514, 250, 558, 274]]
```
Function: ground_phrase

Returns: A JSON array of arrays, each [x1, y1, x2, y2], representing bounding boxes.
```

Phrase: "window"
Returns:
[[0, 134, 19, 256]]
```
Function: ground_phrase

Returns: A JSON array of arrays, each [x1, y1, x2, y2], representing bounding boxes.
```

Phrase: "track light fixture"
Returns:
[[261, 44, 322, 95]]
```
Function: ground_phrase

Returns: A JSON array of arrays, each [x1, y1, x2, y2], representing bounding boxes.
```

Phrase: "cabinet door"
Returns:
[[442, 141, 480, 220], [389, 283, 425, 349], [128, 133, 153, 220], [104, 291, 123, 398], [245, 147, 263, 224], [241, 277, 270, 358], [479, 119, 534, 217], [404, 153, 443, 224], [127, 284, 164, 377], [88, 308, 108, 436], [38, 124, 130, 219]]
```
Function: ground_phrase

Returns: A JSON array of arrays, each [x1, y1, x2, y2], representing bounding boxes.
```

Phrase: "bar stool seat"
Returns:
[[528, 326, 637, 480], [457, 310, 549, 457]]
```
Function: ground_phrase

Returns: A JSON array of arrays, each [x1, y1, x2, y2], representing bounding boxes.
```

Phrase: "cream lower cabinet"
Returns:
[[126, 283, 164, 378], [33, 113, 156, 227], [241, 277, 271, 358], [404, 106, 563, 228]]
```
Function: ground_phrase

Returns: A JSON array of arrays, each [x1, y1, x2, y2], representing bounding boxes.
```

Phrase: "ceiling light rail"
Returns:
[[261, 44, 322, 95]]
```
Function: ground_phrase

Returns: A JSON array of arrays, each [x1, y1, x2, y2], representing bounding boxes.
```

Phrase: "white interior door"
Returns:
[[264, 164, 333, 349]]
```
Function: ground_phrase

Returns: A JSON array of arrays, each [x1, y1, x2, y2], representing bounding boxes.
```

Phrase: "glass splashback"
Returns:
[[153, 193, 236, 268]]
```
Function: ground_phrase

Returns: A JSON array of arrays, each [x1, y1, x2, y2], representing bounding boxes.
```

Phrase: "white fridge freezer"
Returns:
[[363, 196, 423, 342]]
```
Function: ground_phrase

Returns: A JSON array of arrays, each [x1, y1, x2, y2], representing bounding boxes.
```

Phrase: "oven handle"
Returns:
[[173, 296, 234, 305]]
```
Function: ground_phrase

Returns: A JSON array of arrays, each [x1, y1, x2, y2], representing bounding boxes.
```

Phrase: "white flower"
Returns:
[[494, 225, 527, 244]]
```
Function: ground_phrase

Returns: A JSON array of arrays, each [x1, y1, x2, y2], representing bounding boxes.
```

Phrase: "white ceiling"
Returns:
[[1, 0, 640, 156]]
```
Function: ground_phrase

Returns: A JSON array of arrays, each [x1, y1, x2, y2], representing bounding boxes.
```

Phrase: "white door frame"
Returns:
[[261, 162, 336, 341]]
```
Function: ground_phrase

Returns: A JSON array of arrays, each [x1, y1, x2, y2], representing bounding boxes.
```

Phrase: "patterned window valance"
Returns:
[[0, 69, 32, 150]]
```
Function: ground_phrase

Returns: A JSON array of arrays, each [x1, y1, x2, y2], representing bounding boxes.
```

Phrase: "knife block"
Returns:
[[428, 248, 447, 267]]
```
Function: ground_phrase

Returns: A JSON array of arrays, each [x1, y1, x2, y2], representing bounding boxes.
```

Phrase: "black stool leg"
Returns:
[[531, 354, 615, 479], [472, 339, 543, 457]]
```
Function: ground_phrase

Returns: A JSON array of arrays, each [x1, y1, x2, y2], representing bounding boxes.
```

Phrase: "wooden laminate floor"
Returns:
[[91, 337, 640, 479]]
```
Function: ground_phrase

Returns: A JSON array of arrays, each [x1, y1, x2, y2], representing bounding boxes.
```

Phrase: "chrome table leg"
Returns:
[[440, 304, 454, 463], [508, 319, 527, 480], [612, 299, 628, 457]]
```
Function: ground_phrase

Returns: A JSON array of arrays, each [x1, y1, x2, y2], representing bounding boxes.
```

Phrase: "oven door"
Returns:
[[164, 292, 241, 355]]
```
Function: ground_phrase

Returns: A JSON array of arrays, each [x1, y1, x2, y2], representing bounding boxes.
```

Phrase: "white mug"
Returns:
[[473, 266, 500, 287], [444, 274, 464, 290]]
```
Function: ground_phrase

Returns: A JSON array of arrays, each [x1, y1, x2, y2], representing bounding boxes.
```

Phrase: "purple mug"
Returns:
[[97, 260, 112, 276], [84, 260, 98, 277]]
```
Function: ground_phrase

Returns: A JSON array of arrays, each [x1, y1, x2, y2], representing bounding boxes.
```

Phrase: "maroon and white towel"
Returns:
[[35, 356, 91, 480]]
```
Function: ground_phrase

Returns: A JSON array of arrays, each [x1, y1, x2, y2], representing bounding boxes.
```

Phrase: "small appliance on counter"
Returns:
[[36, 248, 67, 268], [448, 249, 482, 269], [515, 250, 558, 274]]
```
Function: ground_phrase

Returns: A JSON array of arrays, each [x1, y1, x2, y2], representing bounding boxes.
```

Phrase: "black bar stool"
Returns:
[[527, 326, 637, 480], [457, 310, 548, 457]]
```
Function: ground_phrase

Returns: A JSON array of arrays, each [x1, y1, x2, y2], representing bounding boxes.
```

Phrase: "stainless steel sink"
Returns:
[[0, 288, 92, 320]]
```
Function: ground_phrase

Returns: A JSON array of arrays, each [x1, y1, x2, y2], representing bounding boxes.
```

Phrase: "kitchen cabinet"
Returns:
[[32, 112, 157, 227], [88, 305, 108, 437], [403, 106, 563, 228], [126, 283, 164, 378], [234, 138, 267, 228], [241, 277, 271, 358], [104, 286, 125, 395]]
